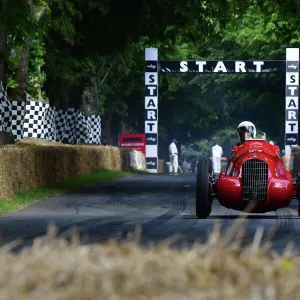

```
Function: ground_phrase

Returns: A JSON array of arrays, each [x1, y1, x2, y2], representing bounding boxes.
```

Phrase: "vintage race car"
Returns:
[[195, 138, 300, 218]]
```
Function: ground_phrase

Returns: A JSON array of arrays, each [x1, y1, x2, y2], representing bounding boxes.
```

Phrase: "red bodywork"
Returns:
[[216, 140, 295, 213]]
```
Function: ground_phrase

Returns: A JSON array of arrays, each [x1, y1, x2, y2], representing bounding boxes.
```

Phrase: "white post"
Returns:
[[145, 48, 158, 173], [285, 48, 299, 156]]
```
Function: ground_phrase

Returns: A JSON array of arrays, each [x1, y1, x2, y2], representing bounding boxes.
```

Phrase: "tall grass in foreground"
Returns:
[[0, 216, 299, 300]]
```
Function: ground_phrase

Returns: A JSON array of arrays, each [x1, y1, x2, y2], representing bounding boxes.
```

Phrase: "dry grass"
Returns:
[[0, 221, 299, 300], [0, 143, 133, 199]]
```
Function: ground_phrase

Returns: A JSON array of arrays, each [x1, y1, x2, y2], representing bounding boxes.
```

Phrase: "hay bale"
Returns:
[[0, 143, 137, 199], [16, 138, 65, 147]]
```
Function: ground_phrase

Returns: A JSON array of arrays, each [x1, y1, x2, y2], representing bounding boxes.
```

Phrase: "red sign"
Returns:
[[118, 134, 146, 155]]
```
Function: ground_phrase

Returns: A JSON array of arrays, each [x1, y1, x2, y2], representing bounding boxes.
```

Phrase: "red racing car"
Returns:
[[196, 125, 300, 219]]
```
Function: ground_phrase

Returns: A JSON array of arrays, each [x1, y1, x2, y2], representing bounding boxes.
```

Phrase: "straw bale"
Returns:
[[16, 138, 65, 147], [0, 143, 138, 199]]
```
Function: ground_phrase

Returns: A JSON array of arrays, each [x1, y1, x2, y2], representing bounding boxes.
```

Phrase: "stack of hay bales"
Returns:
[[0, 138, 142, 200]]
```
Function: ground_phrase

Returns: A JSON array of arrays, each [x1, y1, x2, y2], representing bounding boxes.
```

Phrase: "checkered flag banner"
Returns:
[[89, 115, 101, 144], [55, 109, 67, 142], [61, 108, 77, 144], [0, 81, 102, 144], [11, 101, 26, 141], [0, 83, 12, 132], [76, 111, 91, 142], [43, 104, 56, 141], [23, 100, 46, 139]]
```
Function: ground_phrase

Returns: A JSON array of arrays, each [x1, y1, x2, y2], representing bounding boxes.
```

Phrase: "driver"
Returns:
[[236, 121, 256, 145]]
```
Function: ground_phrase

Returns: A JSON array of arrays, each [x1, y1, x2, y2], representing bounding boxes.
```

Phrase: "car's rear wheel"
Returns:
[[196, 157, 213, 219]]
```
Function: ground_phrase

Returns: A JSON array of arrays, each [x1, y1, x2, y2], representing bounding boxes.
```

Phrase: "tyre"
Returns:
[[196, 157, 213, 219]]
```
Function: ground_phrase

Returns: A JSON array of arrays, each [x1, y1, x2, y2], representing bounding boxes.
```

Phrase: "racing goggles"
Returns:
[[237, 126, 254, 134]]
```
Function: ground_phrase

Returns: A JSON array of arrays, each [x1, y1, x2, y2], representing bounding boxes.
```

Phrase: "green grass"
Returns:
[[0, 168, 138, 216]]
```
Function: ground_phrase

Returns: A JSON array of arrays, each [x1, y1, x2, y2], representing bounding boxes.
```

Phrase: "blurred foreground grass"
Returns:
[[0, 221, 298, 300], [0, 168, 139, 216]]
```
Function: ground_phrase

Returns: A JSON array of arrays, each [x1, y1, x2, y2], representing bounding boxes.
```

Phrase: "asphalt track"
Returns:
[[0, 174, 300, 253]]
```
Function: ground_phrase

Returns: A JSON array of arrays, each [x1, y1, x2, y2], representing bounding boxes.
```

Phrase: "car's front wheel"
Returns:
[[196, 157, 213, 219]]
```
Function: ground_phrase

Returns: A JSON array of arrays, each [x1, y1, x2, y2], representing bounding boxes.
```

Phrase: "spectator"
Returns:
[[212, 143, 223, 174], [182, 158, 190, 173], [169, 138, 179, 175], [190, 156, 197, 174]]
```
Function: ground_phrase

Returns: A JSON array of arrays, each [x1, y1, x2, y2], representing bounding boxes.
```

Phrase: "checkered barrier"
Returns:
[[0, 84, 12, 132], [11, 101, 26, 141], [0, 89, 102, 144]]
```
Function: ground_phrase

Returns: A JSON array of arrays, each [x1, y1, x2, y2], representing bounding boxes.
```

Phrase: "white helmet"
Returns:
[[237, 121, 256, 142], [269, 141, 274, 145]]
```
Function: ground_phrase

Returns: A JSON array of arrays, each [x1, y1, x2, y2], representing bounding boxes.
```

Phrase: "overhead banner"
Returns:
[[158, 60, 286, 73]]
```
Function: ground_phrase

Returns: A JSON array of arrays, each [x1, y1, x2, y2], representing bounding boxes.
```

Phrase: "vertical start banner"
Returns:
[[285, 48, 299, 155], [145, 48, 158, 172]]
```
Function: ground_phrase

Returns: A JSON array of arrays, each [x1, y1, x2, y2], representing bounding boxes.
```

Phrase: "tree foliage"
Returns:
[[0, 0, 298, 149]]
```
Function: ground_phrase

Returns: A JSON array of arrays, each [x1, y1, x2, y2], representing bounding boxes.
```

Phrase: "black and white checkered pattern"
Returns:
[[62, 108, 77, 144], [11, 101, 26, 141], [76, 111, 91, 142], [43, 104, 56, 141], [89, 115, 101, 144], [55, 109, 67, 142], [0, 85, 12, 132], [23, 101, 45, 139], [0, 81, 102, 144]]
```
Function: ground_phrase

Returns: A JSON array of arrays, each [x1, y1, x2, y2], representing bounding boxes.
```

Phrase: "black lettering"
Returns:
[[147, 123, 154, 131], [149, 75, 155, 83], [290, 75, 296, 83], [289, 123, 296, 131], [147, 99, 155, 108], [288, 99, 297, 108]]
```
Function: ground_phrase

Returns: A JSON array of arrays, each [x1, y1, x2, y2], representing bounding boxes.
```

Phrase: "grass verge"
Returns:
[[0, 168, 138, 216]]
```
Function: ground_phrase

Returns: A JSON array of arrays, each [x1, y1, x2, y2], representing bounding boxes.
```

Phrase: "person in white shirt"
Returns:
[[169, 139, 178, 175], [212, 143, 223, 174]]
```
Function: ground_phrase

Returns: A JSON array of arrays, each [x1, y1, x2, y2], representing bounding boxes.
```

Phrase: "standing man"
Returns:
[[169, 139, 178, 175], [212, 143, 223, 174]]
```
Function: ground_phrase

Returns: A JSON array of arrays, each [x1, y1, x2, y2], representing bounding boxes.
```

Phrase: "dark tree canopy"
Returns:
[[0, 0, 298, 150]]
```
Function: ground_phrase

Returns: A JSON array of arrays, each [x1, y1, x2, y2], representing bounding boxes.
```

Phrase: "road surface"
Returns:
[[0, 174, 299, 253]]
